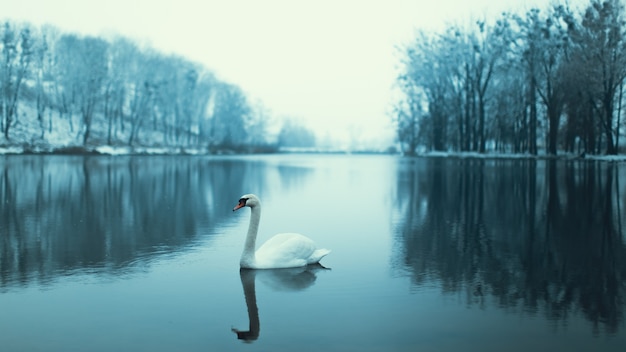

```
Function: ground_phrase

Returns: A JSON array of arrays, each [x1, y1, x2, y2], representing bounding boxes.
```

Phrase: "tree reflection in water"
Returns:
[[0, 156, 268, 290], [393, 158, 626, 334]]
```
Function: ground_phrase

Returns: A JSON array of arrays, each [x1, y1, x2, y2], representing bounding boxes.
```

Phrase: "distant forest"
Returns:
[[0, 21, 316, 152], [395, 0, 626, 156]]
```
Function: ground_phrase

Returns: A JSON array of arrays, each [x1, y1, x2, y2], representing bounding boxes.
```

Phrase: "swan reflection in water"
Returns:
[[232, 264, 329, 342]]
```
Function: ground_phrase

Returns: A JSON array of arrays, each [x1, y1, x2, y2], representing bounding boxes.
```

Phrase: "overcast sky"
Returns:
[[2, 0, 584, 146]]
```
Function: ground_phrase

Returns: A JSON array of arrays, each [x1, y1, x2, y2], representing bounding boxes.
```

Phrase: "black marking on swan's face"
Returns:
[[233, 196, 250, 211], [234, 194, 259, 211]]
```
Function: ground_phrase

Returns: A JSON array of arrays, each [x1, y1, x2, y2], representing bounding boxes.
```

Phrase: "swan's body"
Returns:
[[233, 194, 330, 269]]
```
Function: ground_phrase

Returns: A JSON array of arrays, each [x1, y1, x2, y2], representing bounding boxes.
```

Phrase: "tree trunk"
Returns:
[[603, 96, 617, 155], [547, 103, 560, 155], [529, 78, 537, 155]]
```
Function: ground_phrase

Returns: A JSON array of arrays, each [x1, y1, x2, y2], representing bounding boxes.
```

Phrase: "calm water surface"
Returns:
[[0, 154, 625, 351]]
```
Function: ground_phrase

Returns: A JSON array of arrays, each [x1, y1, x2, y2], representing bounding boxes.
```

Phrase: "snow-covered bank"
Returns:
[[415, 151, 626, 162], [0, 102, 251, 155], [0, 145, 224, 156], [2, 102, 626, 160], [3, 142, 626, 163], [94, 145, 208, 156]]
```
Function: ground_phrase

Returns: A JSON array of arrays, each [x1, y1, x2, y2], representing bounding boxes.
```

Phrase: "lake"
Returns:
[[0, 154, 625, 351]]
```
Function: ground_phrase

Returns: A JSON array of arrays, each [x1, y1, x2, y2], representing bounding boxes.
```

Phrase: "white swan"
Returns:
[[233, 194, 330, 269]]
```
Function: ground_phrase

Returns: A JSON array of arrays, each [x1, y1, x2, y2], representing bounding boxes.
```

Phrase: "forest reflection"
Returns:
[[393, 158, 626, 334], [0, 156, 274, 290]]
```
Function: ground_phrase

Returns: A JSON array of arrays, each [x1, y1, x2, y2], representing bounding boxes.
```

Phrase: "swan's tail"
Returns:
[[308, 248, 331, 264]]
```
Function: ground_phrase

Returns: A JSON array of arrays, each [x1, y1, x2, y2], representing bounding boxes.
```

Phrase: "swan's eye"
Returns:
[[238, 198, 248, 206]]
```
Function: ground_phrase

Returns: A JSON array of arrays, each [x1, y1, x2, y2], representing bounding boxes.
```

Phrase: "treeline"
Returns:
[[396, 0, 626, 155], [0, 21, 277, 151]]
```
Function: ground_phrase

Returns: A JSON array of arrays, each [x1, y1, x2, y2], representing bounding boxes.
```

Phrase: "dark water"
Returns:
[[0, 154, 624, 351]]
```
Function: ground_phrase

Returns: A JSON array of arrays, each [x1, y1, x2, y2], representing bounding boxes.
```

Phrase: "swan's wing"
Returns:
[[255, 233, 317, 268], [308, 248, 331, 264]]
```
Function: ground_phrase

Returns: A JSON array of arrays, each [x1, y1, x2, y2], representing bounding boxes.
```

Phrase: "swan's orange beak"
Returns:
[[233, 201, 246, 211]]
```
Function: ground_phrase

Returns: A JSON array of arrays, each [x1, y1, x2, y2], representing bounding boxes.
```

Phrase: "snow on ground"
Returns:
[[93, 146, 132, 155], [417, 151, 626, 162], [2, 102, 626, 161], [0, 146, 25, 154]]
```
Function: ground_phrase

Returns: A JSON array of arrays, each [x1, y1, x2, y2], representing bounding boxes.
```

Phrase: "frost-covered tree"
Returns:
[[0, 22, 33, 139], [402, 31, 450, 152], [397, 0, 626, 156], [209, 82, 250, 149], [571, 0, 626, 155], [104, 37, 136, 145], [32, 27, 54, 139], [0, 19, 273, 151], [392, 83, 423, 155], [243, 100, 272, 147], [277, 119, 316, 148], [518, 6, 572, 155], [74, 36, 108, 145]]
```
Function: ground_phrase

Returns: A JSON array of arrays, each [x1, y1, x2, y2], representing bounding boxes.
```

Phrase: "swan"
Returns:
[[232, 194, 330, 269]]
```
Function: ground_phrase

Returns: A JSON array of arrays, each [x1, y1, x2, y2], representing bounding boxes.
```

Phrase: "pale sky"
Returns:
[[2, 0, 581, 147]]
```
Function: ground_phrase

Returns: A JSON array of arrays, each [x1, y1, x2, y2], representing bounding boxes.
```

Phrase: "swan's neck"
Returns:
[[241, 205, 261, 267], [233, 269, 260, 341]]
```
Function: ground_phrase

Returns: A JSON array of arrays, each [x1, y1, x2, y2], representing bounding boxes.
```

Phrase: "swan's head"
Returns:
[[233, 194, 260, 211]]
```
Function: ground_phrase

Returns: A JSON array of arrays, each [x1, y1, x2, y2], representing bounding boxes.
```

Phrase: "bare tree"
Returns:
[[277, 119, 316, 148], [104, 37, 138, 145], [534, 6, 571, 155], [470, 20, 510, 153], [0, 19, 263, 152], [571, 0, 626, 154], [243, 100, 271, 147], [402, 31, 451, 152], [392, 84, 423, 155], [32, 27, 54, 139], [73, 36, 108, 145], [127, 67, 154, 145], [0, 22, 32, 139], [208, 82, 250, 150]]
